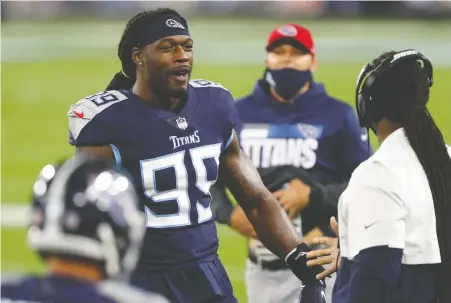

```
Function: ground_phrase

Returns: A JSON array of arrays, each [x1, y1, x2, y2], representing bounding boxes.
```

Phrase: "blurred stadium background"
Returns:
[[2, 1, 450, 302]]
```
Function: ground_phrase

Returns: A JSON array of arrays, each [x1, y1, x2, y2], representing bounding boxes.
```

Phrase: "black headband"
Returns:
[[136, 15, 190, 47], [121, 15, 190, 79]]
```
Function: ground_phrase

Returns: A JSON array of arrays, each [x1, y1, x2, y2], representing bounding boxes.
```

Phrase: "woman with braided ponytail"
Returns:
[[306, 49, 451, 303]]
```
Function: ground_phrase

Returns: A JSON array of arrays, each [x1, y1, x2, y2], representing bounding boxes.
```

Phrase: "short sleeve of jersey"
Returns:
[[338, 161, 407, 260], [68, 90, 128, 146]]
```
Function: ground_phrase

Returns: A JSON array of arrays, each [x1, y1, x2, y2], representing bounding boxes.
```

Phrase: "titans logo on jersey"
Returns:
[[67, 79, 237, 268]]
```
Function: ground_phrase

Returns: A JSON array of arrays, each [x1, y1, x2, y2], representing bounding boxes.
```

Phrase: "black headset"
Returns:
[[355, 49, 434, 132]]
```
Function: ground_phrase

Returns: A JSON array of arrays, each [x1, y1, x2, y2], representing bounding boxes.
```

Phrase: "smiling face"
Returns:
[[133, 35, 194, 101]]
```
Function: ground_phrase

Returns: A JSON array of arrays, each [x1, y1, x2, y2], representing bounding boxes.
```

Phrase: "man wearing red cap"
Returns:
[[210, 24, 372, 303], [264, 23, 317, 101]]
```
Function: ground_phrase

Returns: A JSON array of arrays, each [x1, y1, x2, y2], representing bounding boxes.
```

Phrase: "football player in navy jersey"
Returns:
[[67, 8, 325, 303], [1, 155, 169, 303]]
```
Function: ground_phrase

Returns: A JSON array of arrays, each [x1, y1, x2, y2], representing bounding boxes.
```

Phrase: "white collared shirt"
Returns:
[[338, 128, 450, 264]]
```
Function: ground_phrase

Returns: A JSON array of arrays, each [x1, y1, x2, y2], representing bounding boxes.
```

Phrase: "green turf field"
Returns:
[[2, 20, 450, 302]]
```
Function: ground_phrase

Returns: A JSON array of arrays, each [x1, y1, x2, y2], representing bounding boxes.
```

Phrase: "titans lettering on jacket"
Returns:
[[67, 80, 236, 269], [235, 80, 371, 184]]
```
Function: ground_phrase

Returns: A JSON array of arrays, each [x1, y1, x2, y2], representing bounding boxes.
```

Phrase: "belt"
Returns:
[[248, 252, 289, 271]]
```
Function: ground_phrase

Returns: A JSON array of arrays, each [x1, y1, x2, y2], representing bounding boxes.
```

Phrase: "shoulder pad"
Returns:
[[68, 90, 129, 142], [98, 280, 169, 303], [68, 90, 129, 120], [189, 79, 229, 91]]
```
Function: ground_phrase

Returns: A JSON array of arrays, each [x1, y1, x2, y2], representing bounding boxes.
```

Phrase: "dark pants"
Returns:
[[130, 259, 237, 303]]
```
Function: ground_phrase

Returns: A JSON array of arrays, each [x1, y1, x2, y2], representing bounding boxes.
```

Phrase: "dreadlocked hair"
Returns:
[[106, 8, 188, 90], [372, 51, 451, 303]]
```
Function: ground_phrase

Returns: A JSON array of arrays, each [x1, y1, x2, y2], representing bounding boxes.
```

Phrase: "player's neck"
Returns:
[[46, 257, 104, 283], [132, 81, 181, 111]]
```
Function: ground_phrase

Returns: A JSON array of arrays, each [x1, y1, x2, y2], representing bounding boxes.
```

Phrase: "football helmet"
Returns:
[[28, 154, 144, 280]]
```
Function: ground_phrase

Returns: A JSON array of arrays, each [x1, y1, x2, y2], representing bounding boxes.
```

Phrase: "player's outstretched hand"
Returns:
[[306, 237, 339, 279]]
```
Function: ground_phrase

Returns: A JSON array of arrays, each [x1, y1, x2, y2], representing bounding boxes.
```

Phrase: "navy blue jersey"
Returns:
[[236, 81, 371, 184], [1, 275, 168, 303], [68, 80, 237, 269]]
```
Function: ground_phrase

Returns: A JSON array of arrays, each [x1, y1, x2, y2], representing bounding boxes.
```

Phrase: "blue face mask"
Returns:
[[265, 68, 313, 101]]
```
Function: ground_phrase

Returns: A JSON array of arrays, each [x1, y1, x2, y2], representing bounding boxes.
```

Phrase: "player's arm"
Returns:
[[219, 130, 324, 284], [210, 180, 258, 238]]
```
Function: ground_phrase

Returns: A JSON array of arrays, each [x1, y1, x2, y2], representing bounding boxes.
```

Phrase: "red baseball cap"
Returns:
[[266, 24, 315, 55]]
